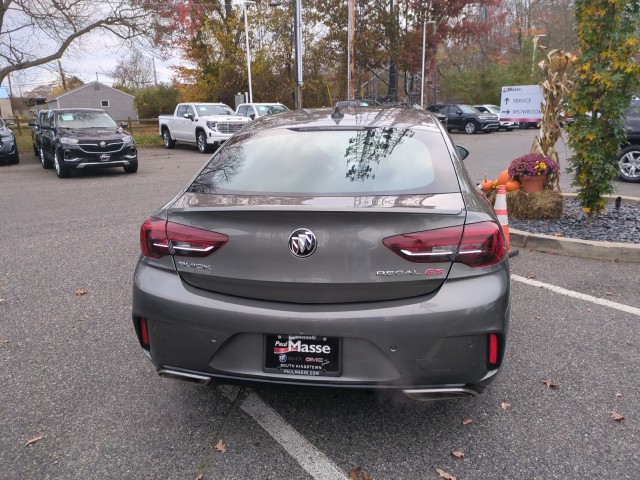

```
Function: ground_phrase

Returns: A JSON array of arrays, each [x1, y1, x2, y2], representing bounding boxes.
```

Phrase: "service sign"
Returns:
[[499, 85, 544, 123]]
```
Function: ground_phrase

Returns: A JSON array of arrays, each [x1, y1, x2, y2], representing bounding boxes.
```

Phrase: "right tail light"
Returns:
[[383, 221, 506, 267]]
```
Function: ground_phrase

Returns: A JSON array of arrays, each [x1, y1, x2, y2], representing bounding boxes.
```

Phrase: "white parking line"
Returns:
[[512, 274, 640, 316], [220, 386, 350, 480]]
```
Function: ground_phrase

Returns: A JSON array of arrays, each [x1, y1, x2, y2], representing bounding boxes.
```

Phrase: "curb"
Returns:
[[509, 194, 640, 263]]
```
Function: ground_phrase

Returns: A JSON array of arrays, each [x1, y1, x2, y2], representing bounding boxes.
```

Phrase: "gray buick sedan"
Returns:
[[132, 107, 510, 401]]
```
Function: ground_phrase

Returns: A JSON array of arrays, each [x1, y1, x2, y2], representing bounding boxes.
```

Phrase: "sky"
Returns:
[[0, 32, 177, 99]]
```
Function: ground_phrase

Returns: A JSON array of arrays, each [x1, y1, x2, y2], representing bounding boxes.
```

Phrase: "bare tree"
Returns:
[[0, 0, 155, 85], [108, 49, 155, 88]]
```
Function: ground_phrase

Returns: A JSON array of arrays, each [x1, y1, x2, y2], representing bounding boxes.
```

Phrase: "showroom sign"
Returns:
[[499, 85, 544, 123]]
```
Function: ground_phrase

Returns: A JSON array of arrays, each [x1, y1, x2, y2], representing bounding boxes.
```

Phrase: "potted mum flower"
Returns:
[[508, 153, 559, 192]]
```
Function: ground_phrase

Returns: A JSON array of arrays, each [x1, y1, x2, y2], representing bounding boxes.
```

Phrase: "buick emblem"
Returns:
[[288, 228, 317, 258], [99, 141, 106, 148]]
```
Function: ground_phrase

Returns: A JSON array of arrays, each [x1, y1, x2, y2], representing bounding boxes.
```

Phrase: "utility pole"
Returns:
[[294, 0, 303, 109], [58, 60, 67, 91], [347, 0, 355, 99]]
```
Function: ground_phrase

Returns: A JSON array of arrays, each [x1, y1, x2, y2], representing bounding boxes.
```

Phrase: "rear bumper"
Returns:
[[132, 262, 510, 395]]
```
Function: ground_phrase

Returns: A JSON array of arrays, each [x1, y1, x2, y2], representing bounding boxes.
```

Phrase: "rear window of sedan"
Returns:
[[188, 128, 460, 195]]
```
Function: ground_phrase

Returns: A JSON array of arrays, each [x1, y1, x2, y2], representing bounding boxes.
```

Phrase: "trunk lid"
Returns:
[[166, 193, 466, 304]]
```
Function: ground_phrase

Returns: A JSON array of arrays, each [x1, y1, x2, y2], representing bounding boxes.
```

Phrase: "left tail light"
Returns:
[[137, 317, 150, 349], [140, 217, 228, 259]]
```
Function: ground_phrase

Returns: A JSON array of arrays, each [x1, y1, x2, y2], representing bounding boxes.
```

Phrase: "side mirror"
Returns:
[[456, 145, 470, 160], [120, 122, 128, 128], [456, 111, 463, 116], [184, 113, 195, 121], [249, 113, 255, 120]]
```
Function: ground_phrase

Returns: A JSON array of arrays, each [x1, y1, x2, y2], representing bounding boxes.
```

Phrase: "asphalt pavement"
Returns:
[[1, 141, 638, 480]]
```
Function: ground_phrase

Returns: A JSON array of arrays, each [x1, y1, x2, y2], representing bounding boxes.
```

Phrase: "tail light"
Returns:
[[383, 221, 506, 267], [138, 317, 150, 349], [487, 333, 500, 368], [140, 217, 228, 259]]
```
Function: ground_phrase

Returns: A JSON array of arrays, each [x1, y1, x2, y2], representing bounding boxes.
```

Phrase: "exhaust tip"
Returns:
[[402, 387, 479, 401], [158, 369, 212, 385]]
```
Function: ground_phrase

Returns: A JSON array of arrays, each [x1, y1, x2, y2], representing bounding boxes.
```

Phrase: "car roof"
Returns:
[[239, 107, 443, 134], [241, 102, 284, 106]]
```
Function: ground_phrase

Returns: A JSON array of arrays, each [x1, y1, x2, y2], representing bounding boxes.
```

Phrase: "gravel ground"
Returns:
[[509, 197, 639, 244]]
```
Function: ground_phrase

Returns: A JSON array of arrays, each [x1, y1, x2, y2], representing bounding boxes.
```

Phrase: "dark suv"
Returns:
[[29, 109, 49, 157], [0, 117, 19, 165], [619, 99, 640, 182], [35, 108, 138, 178], [427, 104, 499, 134]]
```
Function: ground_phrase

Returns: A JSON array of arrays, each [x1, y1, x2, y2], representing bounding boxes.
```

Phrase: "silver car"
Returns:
[[132, 107, 510, 401]]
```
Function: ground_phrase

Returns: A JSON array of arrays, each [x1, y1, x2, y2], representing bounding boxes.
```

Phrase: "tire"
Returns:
[[196, 131, 212, 153], [162, 128, 176, 149], [617, 145, 640, 182], [124, 161, 138, 174], [464, 121, 477, 134], [8, 151, 19, 165], [40, 146, 53, 169], [53, 149, 70, 178]]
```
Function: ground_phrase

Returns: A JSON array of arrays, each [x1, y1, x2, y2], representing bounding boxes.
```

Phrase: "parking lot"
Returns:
[[1, 131, 638, 480]]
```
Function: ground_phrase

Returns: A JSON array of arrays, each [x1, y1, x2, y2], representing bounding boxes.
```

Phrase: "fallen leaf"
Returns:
[[543, 379, 560, 389], [534, 316, 541, 320], [554, 232, 565, 237], [435, 468, 457, 480], [615, 392, 623, 398], [214, 439, 227, 453], [604, 292, 613, 296], [501, 402, 511, 411], [527, 275, 536, 279], [611, 411, 625, 422], [349, 466, 372, 480], [75, 288, 88, 296], [451, 450, 465, 458], [195, 475, 204, 480], [587, 308, 592, 312], [462, 418, 473, 426], [25, 435, 44, 447]]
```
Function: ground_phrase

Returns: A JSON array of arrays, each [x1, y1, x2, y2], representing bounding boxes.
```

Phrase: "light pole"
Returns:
[[270, 0, 303, 109], [243, 0, 256, 103], [420, 19, 436, 108]]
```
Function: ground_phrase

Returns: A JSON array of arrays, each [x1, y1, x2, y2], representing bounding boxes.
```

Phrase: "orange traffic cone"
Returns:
[[494, 185, 511, 253]]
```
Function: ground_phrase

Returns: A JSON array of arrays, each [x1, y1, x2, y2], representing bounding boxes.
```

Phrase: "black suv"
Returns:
[[427, 104, 499, 134], [0, 117, 19, 165], [30, 109, 49, 158], [33, 108, 138, 178], [618, 99, 640, 182]]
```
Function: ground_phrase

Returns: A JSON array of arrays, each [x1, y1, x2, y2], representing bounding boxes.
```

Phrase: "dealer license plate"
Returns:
[[263, 334, 341, 377]]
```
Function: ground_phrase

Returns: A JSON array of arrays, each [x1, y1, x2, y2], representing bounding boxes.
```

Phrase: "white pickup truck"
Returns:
[[158, 103, 251, 153]]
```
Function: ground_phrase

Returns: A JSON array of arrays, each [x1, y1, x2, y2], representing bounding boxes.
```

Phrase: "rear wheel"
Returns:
[[464, 121, 477, 134], [40, 146, 53, 169], [162, 129, 176, 149], [618, 145, 640, 182], [124, 161, 138, 174], [54, 149, 70, 178]]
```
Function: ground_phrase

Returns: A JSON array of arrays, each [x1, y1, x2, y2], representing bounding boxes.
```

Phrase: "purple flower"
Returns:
[[508, 153, 559, 178]]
